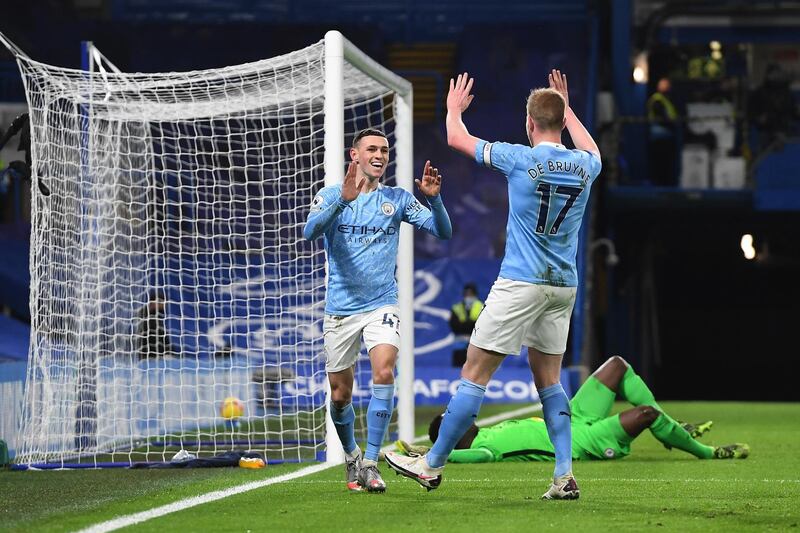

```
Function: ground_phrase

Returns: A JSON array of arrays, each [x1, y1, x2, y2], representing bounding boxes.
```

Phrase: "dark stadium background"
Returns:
[[0, 0, 798, 401]]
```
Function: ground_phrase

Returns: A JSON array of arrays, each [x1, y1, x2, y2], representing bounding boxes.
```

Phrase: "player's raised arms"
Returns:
[[548, 69, 600, 158], [446, 73, 482, 158]]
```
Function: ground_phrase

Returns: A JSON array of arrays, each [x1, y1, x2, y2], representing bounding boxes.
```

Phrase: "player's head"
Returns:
[[350, 128, 389, 182], [657, 77, 671, 94], [525, 88, 566, 144], [429, 413, 479, 449]]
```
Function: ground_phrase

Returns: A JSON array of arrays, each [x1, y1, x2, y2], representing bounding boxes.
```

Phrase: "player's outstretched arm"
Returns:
[[446, 73, 482, 158], [447, 448, 495, 463], [549, 69, 600, 158], [412, 160, 452, 240], [303, 161, 364, 240]]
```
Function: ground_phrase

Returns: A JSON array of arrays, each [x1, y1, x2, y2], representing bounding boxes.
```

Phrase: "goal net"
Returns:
[[9, 32, 414, 467]]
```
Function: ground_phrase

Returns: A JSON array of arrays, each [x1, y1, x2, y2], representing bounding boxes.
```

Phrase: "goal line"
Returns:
[[76, 403, 542, 533]]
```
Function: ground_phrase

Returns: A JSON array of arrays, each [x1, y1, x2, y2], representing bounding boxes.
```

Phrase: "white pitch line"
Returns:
[[76, 403, 542, 533], [280, 477, 800, 485], [75, 463, 331, 533], [406, 403, 542, 444], [476, 403, 542, 427]]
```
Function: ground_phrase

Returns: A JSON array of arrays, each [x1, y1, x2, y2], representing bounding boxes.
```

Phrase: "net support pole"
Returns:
[[323, 30, 345, 465], [74, 40, 99, 453], [0, 31, 30, 59], [394, 92, 414, 443]]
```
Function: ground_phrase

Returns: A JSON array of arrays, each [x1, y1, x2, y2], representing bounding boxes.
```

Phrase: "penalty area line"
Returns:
[[76, 402, 542, 533]]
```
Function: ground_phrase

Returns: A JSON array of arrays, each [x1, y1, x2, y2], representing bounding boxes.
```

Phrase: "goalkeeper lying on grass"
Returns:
[[397, 356, 749, 463]]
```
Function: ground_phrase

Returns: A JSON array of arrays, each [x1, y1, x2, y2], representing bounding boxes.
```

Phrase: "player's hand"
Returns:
[[415, 160, 442, 198], [340, 161, 365, 202], [447, 72, 475, 114], [548, 69, 570, 109]]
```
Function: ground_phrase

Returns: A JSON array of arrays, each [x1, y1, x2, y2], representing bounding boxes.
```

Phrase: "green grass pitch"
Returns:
[[1, 402, 798, 532]]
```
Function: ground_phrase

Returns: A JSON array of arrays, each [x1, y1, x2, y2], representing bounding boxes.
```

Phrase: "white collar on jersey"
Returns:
[[536, 141, 566, 149], [359, 182, 383, 196]]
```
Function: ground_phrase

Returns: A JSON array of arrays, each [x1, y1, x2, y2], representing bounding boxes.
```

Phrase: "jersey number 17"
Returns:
[[534, 183, 583, 235]]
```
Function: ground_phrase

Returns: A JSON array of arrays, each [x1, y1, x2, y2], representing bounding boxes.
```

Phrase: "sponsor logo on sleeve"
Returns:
[[404, 199, 422, 216], [310, 195, 324, 212]]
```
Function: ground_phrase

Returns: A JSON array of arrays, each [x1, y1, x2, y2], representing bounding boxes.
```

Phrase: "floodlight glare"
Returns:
[[740, 234, 756, 260]]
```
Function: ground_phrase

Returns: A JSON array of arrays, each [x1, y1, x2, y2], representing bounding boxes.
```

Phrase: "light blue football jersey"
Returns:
[[309, 184, 437, 315], [475, 140, 601, 287]]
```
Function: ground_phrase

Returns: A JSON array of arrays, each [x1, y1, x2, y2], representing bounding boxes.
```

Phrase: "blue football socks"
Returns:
[[365, 383, 395, 461], [329, 401, 358, 456], [539, 383, 573, 478], [427, 378, 486, 468]]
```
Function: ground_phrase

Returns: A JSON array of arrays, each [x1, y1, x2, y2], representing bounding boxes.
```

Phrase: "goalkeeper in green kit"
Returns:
[[398, 357, 749, 463]]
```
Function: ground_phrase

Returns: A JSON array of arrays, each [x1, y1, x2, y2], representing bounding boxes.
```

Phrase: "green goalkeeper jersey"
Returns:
[[447, 413, 633, 463], [452, 417, 558, 463]]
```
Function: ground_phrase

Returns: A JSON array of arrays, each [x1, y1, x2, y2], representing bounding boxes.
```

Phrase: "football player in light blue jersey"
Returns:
[[387, 71, 601, 500], [304, 128, 452, 493]]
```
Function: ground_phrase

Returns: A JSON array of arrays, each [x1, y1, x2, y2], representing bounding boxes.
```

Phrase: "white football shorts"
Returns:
[[323, 305, 401, 373], [470, 277, 577, 356]]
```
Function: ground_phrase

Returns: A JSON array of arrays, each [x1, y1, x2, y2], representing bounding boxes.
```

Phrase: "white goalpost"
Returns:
[[3, 30, 414, 468]]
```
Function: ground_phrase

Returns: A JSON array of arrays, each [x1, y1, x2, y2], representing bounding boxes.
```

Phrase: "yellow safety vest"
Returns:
[[451, 300, 484, 322], [647, 92, 678, 121]]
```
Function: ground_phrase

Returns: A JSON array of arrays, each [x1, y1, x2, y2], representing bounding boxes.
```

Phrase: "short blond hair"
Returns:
[[526, 88, 565, 132]]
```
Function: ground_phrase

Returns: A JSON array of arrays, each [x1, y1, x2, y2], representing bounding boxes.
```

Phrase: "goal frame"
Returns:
[[0, 29, 415, 467]]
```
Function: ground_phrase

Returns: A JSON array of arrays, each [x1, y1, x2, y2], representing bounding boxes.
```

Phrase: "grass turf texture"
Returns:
[[1, 402, 798, 532]]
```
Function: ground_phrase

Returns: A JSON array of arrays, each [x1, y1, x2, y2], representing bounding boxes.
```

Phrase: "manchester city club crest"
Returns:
[[381, 202, 396, 216]]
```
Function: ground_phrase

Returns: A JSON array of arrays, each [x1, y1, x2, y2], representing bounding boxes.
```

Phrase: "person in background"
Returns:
[[137, 290, 174, 359], [449, 282, 484, 366], [647, 77, 680, 185], [749, 63, 798, 150]]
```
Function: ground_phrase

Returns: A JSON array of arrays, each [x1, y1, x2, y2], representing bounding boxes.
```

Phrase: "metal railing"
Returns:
[[598, 112, 798, 189]]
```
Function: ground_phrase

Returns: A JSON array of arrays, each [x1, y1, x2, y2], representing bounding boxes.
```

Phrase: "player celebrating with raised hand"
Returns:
[[386, 71, 601, 500], [304, 128, 452, 493]]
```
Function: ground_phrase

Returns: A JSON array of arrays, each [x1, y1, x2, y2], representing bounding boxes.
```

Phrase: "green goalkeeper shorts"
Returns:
[[570, 377, 633, 460]]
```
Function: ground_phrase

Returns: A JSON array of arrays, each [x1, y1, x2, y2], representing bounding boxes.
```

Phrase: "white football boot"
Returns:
[[541, 472, 580, 500], [384, 451, 443, 491]]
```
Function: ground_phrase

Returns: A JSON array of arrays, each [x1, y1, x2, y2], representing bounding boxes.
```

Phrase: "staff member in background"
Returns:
[[137, 290, 174, 359], [647, 77, 680, 186], [449, 283, 483, 366]]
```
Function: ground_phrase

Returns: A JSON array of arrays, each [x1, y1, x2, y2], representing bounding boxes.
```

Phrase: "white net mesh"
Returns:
[[15, 40, 403, 466]]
